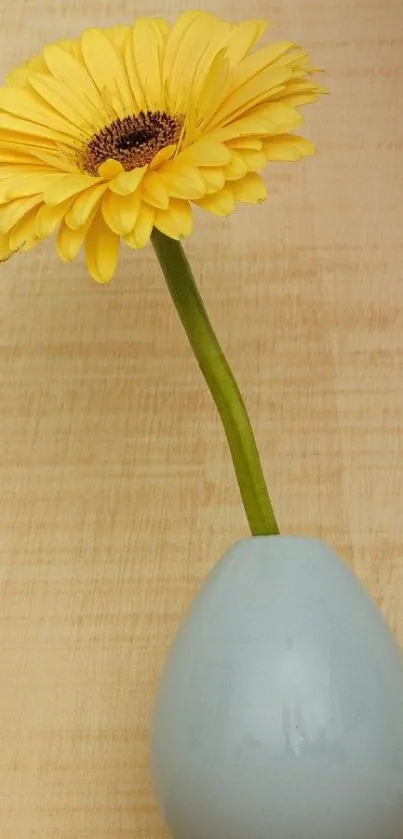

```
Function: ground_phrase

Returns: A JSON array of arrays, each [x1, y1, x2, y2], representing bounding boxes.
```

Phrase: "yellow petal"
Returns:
[[154, 199, 193, 239], [123, 33, 147, 112], [101, 189, 141, 235], [56, 40, 83, 62], [2, 143, 50, 165], [210, 84, 289, 131], [223, 20, 268, 65], [266, 114, 303, 136], [56, 208, 96, 261], [263, 103, 303, 128], [8, 206, 39, 250], [43, 44, 103, 110], [129, 20, 165, 110], [28, 148, 76, 172], [98, 159, 124, 180], [207, 115, 275, 140], [223, 150, 248, 180], [25, 52, 49, 73], [0, 141, 77, 173], [200, 167, 226, 194], [232, 172, 267, 203], [277, 92, 319, 106], [218, 103, 302, 138], [154, 18, 170, 41], [28, 73, 97, 128], [196, 50, 231, 129], [173, 16, 229, 113], [263, 134, 316, 161], [227, 42, 294, 94], [0, 236, 12, 261], [81, 28, 133, 115], [239, 149, 267, 171], [21, 237, 40, 253], [179, 140, 231, 167], [65, 183, 107, 229], [190, 19, 234, 104], [195, 187, 235, 216], [0, 89, 81, 138], [0, 128, 64, 150], [5, 173, 58, 199], [159, 163, 206, 200], [35, 198, 73, 238], [105, 25, 130, 54], [109, 166, 147, 196], [0, 146, 40, 165], [0, 194, 43, 234], [0, 112, 75, 144], [6, 68, 29, 89], [0, 178, 15, 201], [275, 48, 309, 68], [279, 81, 322, 96], [0, 162, 56, 178], [202, 125, 241, 143], [228, 137, 263, 150], [208, 68, 291, 129], [44, 174, 97, 205], [124, 202, 154, 248], [163, 11, 212, 110], [142, 171, 170, 209], [6, 54, 48, 90], [85, 209, 120, 282], [149, 144, 177, 170]]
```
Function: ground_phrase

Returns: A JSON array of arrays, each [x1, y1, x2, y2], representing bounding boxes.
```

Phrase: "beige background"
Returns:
[[1, 0, 402, 836]]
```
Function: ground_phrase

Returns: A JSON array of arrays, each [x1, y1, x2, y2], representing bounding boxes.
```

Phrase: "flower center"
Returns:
[[78, 110, 184, 176]]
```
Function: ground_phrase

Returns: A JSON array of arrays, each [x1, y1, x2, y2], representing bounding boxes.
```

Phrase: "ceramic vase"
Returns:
[[151, 537, 403, 839]]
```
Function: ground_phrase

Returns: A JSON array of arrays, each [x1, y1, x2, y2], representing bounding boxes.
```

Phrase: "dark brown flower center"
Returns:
[[78, 110, 184, 176]]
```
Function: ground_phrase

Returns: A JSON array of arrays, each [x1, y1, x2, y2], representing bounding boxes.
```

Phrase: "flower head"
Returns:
[[0, 11, 325, 281]]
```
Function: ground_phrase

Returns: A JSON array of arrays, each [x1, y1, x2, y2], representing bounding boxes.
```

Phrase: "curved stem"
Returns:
[[151, 229, 279, 537]]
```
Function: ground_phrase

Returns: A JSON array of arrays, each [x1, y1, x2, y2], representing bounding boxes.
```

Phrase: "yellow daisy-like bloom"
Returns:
[[0, 11, 325, 282]]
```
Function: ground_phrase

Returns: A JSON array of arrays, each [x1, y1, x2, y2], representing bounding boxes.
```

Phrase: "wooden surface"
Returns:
[[1, 1, 402, 836]]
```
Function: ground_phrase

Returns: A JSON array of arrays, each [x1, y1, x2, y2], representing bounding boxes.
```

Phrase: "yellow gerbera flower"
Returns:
[[0, 11, 325, 282]]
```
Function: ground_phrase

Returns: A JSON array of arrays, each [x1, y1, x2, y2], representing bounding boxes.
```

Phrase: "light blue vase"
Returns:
[[151, 536, 403, 839]]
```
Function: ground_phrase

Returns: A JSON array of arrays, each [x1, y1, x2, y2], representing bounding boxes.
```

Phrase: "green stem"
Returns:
[[151, 229, 279, 537]]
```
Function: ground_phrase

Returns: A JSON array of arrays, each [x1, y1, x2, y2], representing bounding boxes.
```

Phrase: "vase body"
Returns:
[[151, 537, 403, 839]]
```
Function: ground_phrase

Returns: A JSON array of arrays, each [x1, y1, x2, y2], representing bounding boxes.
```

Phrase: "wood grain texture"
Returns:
[[0, 1, 402, 836]]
